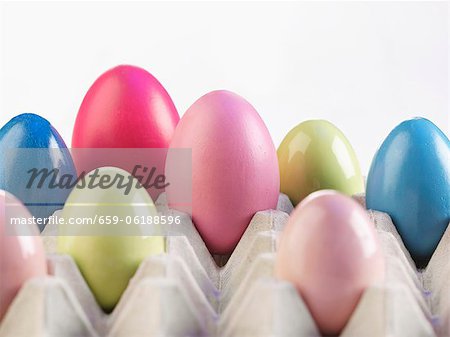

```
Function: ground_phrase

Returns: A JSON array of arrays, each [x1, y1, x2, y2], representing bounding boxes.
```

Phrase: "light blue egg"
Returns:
[[0, 113, 77, 231], [366, 118, 450, 267]]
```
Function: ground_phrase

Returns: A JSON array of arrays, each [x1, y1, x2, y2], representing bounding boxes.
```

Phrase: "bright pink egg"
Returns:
[[0, 191, 47, 321], [167, 90, 280, 255], [275, 190, 384, 335], [72, 65, 179, 200], [72, 65, 179, 148]]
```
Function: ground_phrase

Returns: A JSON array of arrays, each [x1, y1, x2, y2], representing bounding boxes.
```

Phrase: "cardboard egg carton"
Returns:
[[0, 194, 448, 337], [219, 210, 448, 337], [368, 210, 450, 337], [0, 194, 290, 337]]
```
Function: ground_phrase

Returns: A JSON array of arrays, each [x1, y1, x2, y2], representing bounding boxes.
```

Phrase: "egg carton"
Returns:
[[368, 210, 450, 337], [0, 193, 290, 337], [0, 194, 448, 337], [219, 205, 449, 337]]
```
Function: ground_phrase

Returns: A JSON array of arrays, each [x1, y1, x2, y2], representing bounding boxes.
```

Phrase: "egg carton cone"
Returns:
[[352, 194, 449, 337], [0, 264, 210, 337], [366, 209, 450, 337], [0, 277, 98, 337]]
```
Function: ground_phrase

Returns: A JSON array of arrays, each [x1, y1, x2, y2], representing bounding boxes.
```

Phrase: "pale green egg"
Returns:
[[278, 120, 364, 206], [58, 166, 165, 312]]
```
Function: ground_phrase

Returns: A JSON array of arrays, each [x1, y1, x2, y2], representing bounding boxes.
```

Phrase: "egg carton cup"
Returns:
[[353, 193, 450, 336], [367, 210, 450, 337], [2, 193, 448, 337]]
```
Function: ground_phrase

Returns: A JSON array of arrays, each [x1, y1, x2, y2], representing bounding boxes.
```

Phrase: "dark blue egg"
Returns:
[[366, 118, 450, 267], [0, 113, 77, 231]]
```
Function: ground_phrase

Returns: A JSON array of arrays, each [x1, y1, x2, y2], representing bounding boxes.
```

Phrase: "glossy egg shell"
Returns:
[[0, 113, 76, 230], [366, 118, 450, 267], [167, 90, 280, 255], [277, 120, 364, 206], [72, 65, 179, 148], [275, 190, 384, 335], [58, 167, 165, 312], [0, 190, 47, 321]]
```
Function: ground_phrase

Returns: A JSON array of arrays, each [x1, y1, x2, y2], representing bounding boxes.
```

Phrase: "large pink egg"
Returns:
[[72, 65, 179, 148], [0, 190, 47, 321], [167, 90, 280, 255], [275, 190, 384, 335]]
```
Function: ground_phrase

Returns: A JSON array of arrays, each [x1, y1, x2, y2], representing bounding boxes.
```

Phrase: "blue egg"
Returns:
[[366, 118, 450, 267], [0, 113, 77, 231]]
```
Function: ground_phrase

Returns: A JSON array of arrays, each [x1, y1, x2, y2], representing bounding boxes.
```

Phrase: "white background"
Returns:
[[0, 1, 448, 173]]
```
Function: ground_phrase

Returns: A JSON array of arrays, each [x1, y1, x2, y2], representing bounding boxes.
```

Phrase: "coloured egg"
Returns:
[[0, 190, 47, 321], [0, 113, 77, 230], [57, 167, 165, 312], [166, 90, 280, 255], [72, 65, 179, 201], [72, 65, 179, 149], [277, 120, 364, 206], [275, 190, 384, 335], [366, 118, 450, 267]]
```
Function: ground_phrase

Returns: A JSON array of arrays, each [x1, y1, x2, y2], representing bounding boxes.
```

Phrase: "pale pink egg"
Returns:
[[275, 190, 384, 335], [0, 191, 47, 321], [167, 90, 280, 255]]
